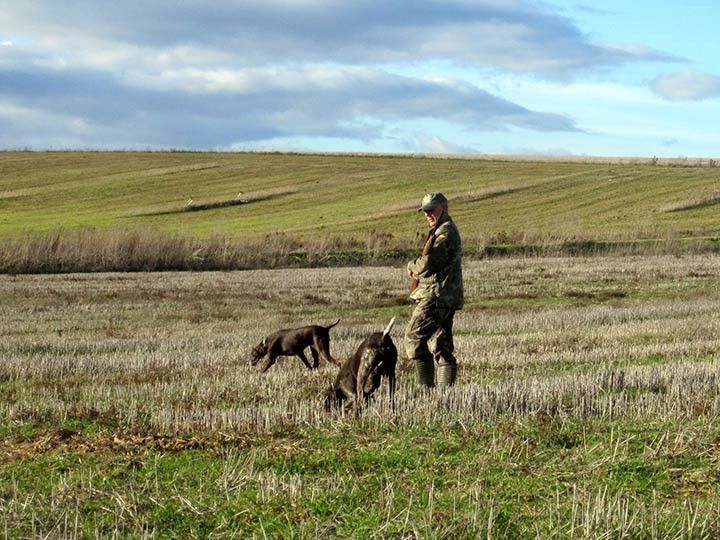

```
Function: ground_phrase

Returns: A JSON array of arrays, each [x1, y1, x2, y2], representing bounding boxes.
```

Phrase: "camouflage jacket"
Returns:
[[407, 216, 464, 309]]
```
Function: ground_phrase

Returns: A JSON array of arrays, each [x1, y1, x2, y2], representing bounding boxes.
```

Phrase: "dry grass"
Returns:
[[2, 255, 720, 433], [3, 254, 720, 537], [4, 226, 720, 275], [0, 228, 385, 274], [662, 190, 720, 213]]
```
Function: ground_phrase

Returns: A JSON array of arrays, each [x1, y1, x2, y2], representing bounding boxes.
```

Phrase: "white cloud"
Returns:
[[651, 70, 720, 101], [0, 61, 578, 150], [0, 0, 691, 152], [0, 1, 682, 77], [123, 64, 381, 94], [412, 132, 478, 154]]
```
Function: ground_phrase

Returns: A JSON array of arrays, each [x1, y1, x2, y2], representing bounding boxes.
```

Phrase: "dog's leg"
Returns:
[[343, 398, 357, 413], [309, 347, 320, 368], [323, 385, 338, 411], [337, 378, 356, 408], [315, 336, 339, 366], [261, 354, 278, 373], [355, 350, 376, 412], [296, 350, 314, 370], [388, 374, 397, 411], [338, 378, 354, 398]]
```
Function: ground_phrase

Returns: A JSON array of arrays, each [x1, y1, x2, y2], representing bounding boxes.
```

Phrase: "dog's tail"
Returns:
[[326, 319, 340, 329], [383, 317, 396, 337]]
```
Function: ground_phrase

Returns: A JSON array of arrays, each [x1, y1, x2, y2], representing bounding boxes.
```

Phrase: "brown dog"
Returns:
[[324, 318, 397, 411], [251, 319, 340, 372]]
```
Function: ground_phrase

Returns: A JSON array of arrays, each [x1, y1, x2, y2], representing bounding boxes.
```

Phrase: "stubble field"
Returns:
[[2, 253, 720, 538]]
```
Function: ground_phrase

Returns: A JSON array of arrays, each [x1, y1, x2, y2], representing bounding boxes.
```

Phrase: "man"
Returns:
[[405, 192, 464, 388]]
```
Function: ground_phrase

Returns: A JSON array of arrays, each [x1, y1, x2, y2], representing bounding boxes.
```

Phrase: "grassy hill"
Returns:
[[2, 151, 720, 271], [4, 151, 720, 239]]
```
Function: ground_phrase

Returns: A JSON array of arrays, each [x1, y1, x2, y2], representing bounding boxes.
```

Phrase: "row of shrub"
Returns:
[[0, 229, 412, 274], [1, 228, 720, 274]]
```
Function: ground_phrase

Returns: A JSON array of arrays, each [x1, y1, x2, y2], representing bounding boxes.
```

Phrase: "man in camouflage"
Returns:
[[405, 192, 464, 387]]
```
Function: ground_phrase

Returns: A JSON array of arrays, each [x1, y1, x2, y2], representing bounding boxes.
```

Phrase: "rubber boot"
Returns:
[[414, 357, 435, 388], [436, 361, 457, 387]]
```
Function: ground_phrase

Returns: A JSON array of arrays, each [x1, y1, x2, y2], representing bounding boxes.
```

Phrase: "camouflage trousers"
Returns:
[[404, 300, 457, 366]]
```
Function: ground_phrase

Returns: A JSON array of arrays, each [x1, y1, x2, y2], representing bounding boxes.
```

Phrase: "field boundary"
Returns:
[[2, 228, 720, 274]]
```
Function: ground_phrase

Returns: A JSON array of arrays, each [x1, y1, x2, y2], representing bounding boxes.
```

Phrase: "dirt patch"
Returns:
[[1, 428, 248, 462]]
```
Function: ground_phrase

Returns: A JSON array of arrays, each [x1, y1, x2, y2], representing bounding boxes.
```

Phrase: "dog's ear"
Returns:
[[250, 339, 267, 364]]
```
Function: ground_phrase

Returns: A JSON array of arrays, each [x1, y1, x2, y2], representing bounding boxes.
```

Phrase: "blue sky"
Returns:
[[1, 1, 718, 157]]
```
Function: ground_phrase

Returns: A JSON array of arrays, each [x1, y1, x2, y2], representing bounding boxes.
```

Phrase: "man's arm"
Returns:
[[408, 232, 436, 291], [408, 229, 453, 279]]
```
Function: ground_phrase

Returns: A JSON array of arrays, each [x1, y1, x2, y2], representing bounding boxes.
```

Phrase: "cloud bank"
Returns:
[[0, 0, 681, 150]]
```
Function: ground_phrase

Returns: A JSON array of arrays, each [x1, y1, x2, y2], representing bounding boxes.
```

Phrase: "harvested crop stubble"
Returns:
[[1, 254, 720, 436]]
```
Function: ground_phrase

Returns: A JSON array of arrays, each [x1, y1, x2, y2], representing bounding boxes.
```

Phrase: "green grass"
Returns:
[[3, 418, 720, 538], [3, 151, 720, 245]]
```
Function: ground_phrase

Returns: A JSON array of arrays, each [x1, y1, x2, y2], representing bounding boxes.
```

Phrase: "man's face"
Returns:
[[423, 205, 445, 227]]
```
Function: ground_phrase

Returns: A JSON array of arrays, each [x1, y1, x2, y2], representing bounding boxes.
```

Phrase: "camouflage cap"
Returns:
[[418, 192, 448, 212]]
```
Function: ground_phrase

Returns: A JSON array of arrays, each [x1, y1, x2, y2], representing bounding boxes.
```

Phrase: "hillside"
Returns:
[[2, 151, 720, 253]]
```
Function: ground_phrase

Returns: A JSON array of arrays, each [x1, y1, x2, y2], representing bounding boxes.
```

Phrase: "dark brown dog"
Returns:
[[251, 319, 340, 372], [324, 318, 397, 411]]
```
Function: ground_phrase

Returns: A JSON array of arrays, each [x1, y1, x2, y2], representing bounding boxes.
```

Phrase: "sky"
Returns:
[[1, 0, 719, 157]]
